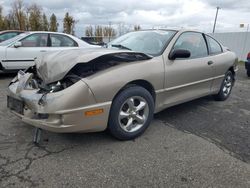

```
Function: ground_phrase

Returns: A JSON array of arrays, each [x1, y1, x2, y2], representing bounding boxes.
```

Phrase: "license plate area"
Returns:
[[7, 96, 24, 115]]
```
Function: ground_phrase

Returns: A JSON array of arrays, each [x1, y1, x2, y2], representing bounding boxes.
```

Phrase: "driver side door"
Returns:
[[162, 32, 215, 107], [5, 33, 49, 70]]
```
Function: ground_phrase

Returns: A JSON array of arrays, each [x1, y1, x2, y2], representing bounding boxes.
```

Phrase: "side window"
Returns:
[[20, 34, 48, 47], [173, 32, 208, 58], [50, 34, 78, 47], [206, 35, 222, 55], [0, 32, 18, 41]]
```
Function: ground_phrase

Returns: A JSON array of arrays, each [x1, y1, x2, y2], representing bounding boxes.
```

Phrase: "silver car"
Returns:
[[7, 29, 238, 140]]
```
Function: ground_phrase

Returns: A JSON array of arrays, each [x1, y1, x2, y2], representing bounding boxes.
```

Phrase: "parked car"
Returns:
[[0, 31, 93, 72], [245, 52, 250, 77], [7, 29, 238, 140], [0, 30, 24, 43]]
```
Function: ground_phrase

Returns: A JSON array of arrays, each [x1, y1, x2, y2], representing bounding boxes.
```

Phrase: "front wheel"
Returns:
[[108, 86, 154, 140], [214, 71, 234, 101]]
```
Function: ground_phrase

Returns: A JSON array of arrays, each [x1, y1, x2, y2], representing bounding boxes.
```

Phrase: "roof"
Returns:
[[0, 30, 24, 34]]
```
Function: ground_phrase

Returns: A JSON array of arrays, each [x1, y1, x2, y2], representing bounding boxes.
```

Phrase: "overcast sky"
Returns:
[[1, 0, 250, 37]]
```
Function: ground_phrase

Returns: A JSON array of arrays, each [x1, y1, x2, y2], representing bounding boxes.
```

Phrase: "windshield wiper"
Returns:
[[111, 44, 131, 51]]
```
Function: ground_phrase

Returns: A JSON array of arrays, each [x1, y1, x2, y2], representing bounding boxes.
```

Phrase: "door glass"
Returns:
[[0, 32, 19, 42], [50, 34, 78, 47], [206, 36, 222, 55], [173, 32, 208, 58], [20, 34, 48, 47]]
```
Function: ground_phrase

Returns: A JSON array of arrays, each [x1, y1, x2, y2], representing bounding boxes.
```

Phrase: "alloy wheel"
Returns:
[[118, 96, 149, 133], [222, 74, 232, 96]]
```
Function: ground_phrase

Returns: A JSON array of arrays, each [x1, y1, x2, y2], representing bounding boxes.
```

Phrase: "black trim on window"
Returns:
[[19, 33, 49, 47], [48, 33, 78, 47], [168, 31, 209, 60], [205, 34, 223, 56], [157, 30, 178, 57], [2, 59, 34, 62]]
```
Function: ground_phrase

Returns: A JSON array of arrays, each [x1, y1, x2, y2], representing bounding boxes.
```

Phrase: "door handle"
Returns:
[[40, 50, 47, 52], [207, 61, 214, 65]]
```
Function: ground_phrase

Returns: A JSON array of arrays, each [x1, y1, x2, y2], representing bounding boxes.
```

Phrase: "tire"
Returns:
[[247, 70, 250, 77], [108, 86, 154, 140], [214, 71, 234, 101]]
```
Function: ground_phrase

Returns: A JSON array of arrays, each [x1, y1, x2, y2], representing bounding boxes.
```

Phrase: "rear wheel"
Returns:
[[108, 86, 154, 140], [214, 71, 234, 101]]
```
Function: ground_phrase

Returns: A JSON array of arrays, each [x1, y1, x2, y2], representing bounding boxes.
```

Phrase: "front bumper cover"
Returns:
[[9, 101, 111, 133], [8, 74, 111, 133]]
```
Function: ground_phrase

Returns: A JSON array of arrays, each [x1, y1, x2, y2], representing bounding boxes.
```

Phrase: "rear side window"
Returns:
[[206, 35, 222, 55], [173, 32, 208, 58], [50, 34, 78, 47]]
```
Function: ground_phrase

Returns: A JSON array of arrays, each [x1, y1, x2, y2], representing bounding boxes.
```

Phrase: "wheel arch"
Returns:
[[228, 66, 236, 84], [228, 66, 235, 76], [112, 79, 156, 103]]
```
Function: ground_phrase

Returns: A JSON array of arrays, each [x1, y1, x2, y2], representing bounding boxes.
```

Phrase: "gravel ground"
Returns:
[[0, 66, 249, 188]]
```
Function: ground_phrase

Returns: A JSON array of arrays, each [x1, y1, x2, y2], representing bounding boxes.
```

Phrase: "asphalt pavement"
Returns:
[[0, 66, 249, 188]]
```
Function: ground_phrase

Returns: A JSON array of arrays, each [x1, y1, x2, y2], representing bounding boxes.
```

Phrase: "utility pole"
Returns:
[[212, 6, 220, 33], [108, 21, 111, 42]]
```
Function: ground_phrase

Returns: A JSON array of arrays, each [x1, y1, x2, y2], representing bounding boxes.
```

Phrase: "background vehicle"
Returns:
[[245, 52, 250, 77], [0, 30, 24, 43], [0, 31, 93, 72], [8, 30, 238, 140]]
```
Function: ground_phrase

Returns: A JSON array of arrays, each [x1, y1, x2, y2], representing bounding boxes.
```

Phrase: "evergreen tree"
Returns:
[[49, 13, 58, 32]]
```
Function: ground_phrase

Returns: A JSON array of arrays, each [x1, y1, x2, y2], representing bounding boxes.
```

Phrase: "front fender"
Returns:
[[82, 56, 164, 103]]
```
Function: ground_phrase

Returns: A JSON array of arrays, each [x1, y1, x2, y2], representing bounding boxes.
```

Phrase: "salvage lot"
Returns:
[[0, 66, 250, 187]]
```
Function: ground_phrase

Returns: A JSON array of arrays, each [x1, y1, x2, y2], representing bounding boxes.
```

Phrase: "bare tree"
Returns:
[[11, 0, 26, 30], [134, 25, 141, 31], [0, 6, 4, 30], [3, 11, 18, 30], [103, 26, 116, 37], [94, 25, 103, 42], [28, 3, 42, 31], [85, 25, 94, 37]]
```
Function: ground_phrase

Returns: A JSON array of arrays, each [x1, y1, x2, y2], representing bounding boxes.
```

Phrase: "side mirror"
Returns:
[[14, 41, 22, 48], [169, 49, 191, 60]]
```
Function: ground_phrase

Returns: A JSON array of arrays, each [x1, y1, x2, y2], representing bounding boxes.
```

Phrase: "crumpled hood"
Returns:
[[35, 48, 151, 84]]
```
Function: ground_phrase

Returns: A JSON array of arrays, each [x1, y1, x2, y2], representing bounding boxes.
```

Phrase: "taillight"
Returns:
[[247, 52, 250, 60]]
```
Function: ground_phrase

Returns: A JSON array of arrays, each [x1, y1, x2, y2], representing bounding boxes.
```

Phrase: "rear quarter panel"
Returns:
[[211, 50, 237, 92]]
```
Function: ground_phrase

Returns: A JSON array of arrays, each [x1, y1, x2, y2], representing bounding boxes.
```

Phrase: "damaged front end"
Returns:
[[7, 68, 100, 132], [7, 49, 152, 133]]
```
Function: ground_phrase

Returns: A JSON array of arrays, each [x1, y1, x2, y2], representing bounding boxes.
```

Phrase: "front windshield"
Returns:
[[0, 33, 28, 46], [108, 30, 176, 56]]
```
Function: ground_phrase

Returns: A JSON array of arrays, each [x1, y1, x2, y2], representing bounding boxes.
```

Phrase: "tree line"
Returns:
[[0, 0, 141, 39], [0, 0, 76, 35], [85, 25, 116, 42], [85, 24, 141, 42]]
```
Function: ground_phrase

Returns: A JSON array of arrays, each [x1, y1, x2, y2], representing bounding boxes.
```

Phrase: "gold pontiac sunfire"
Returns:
[[7, 29, 238, 140]]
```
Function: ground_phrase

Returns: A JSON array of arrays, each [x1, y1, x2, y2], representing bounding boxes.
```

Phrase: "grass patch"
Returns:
[[238, 61, 246, 66]]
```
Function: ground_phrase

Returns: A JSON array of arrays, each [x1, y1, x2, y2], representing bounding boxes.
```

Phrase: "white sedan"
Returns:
[[0, 31, 94, 71]]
